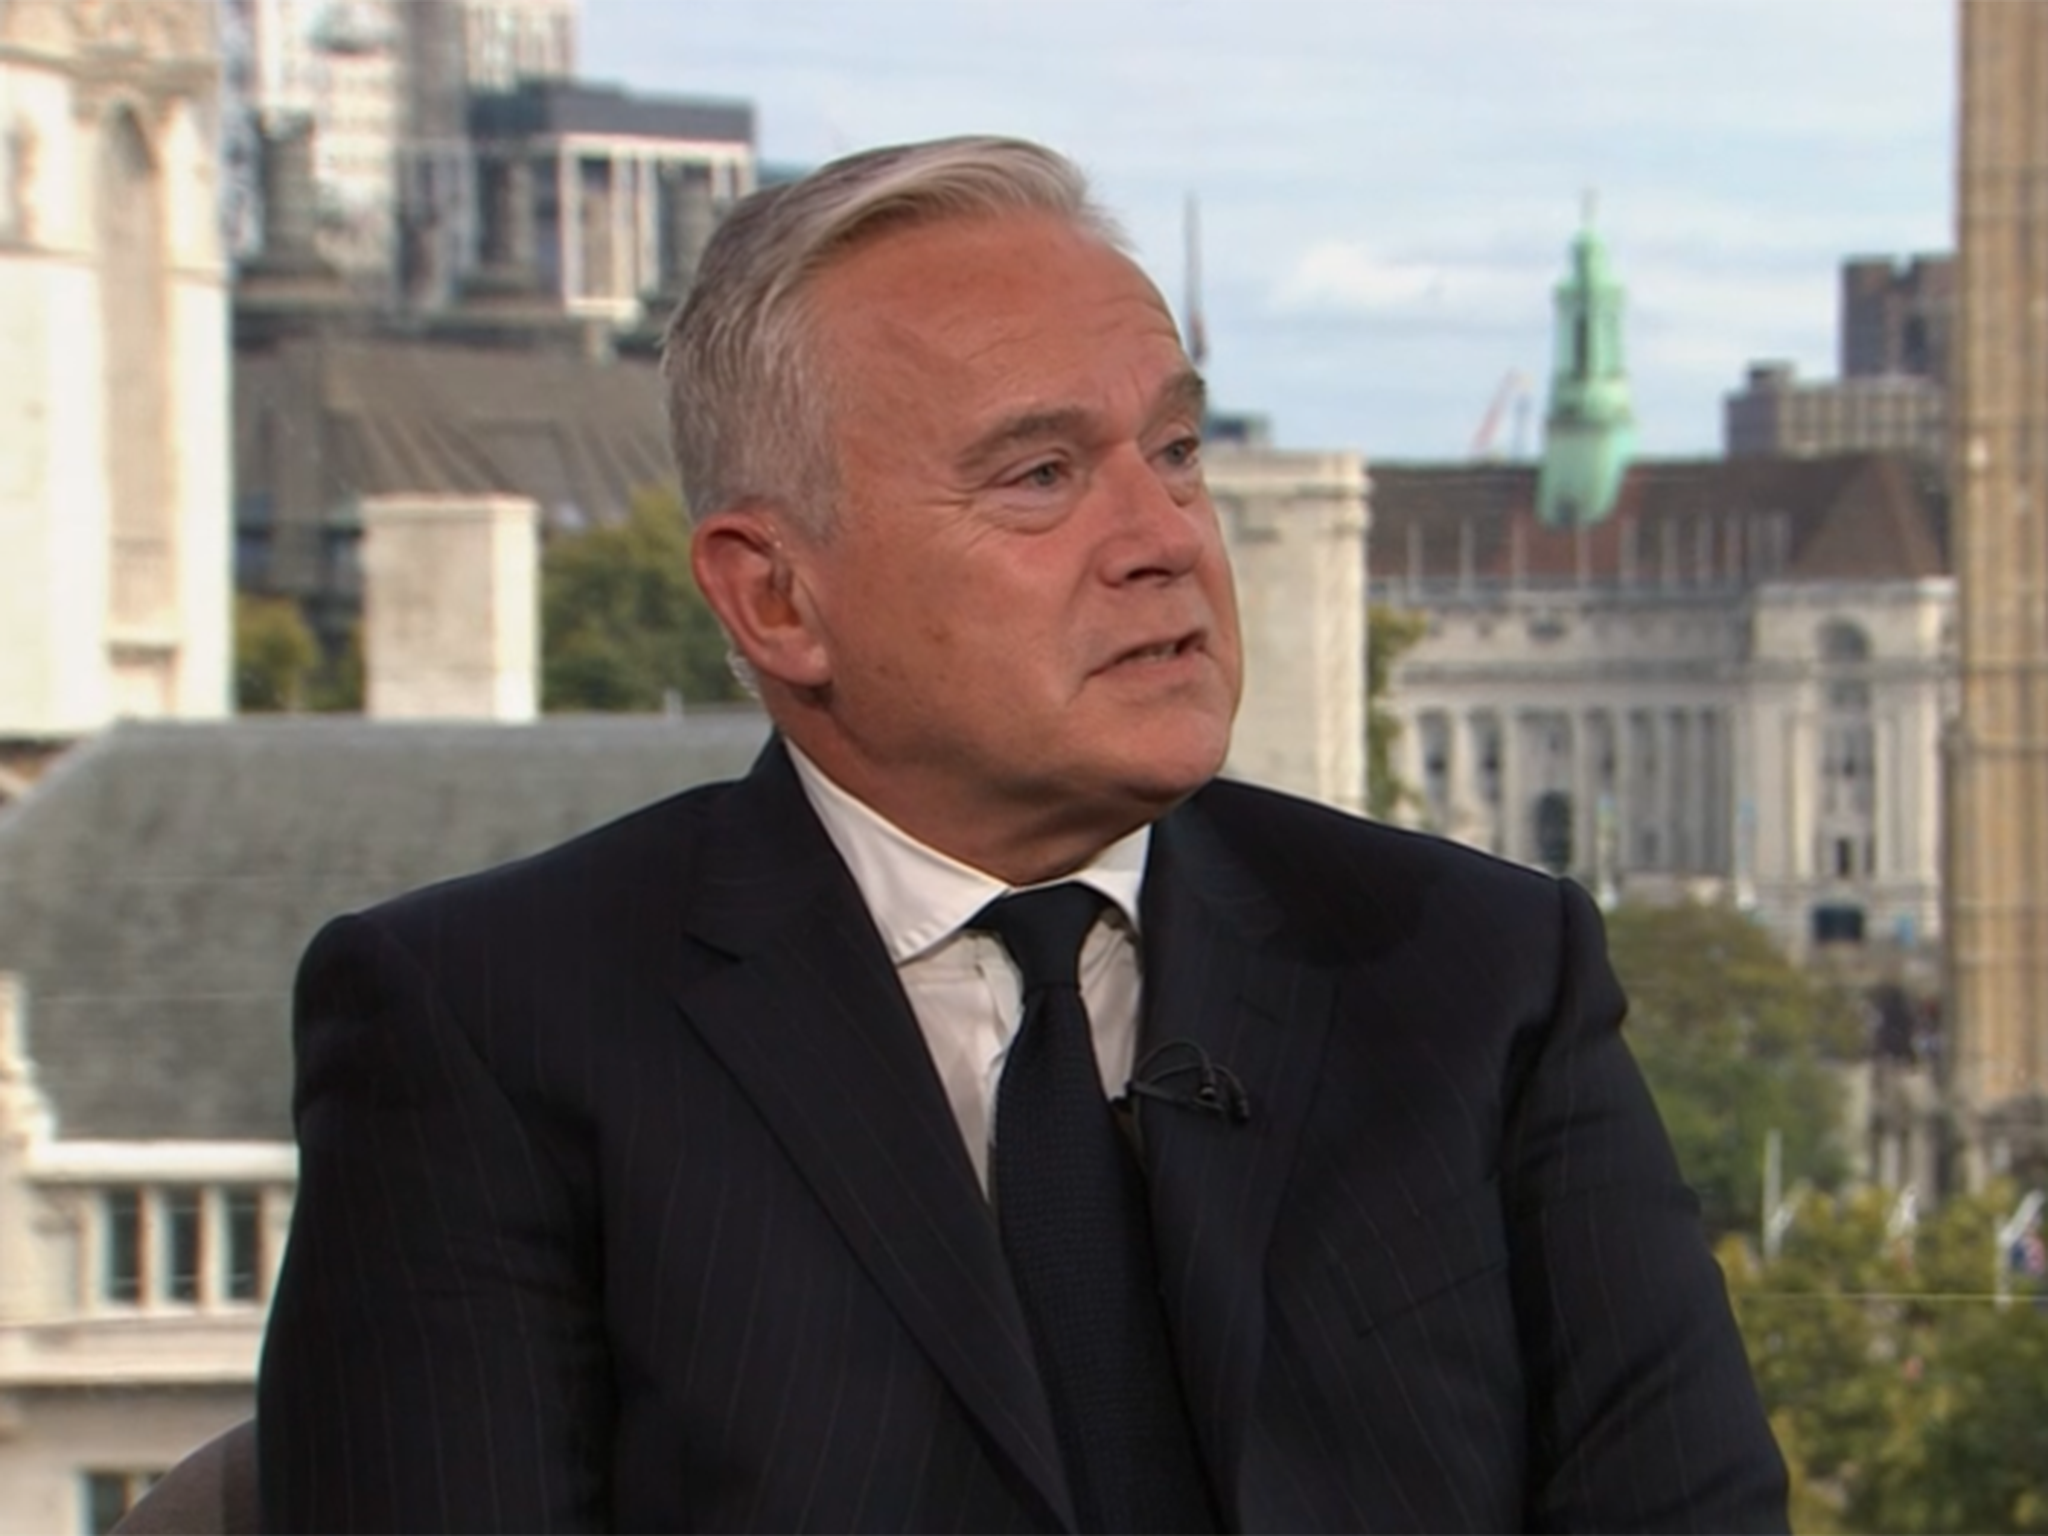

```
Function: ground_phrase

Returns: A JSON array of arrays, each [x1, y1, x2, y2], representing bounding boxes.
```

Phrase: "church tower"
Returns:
[[0, 0, 231, 738], [1949, 0, 2048, 1185], [1536, 203, 1635, 528]]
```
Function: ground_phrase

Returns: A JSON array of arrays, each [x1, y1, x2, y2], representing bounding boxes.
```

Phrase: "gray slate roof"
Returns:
[[0, 712, 771, 1144]]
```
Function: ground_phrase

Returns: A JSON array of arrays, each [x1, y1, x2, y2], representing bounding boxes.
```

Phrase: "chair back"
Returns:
[[109, 1418, 258, 1535]]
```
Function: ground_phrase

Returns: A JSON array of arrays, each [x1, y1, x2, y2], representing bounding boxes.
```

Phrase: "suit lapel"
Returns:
[[669, 743, 1074, 1531], [1137, 796, 1338, 1525]]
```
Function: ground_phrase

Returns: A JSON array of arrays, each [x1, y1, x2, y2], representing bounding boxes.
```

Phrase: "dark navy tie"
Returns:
[[975, 885, 1217, 1534]]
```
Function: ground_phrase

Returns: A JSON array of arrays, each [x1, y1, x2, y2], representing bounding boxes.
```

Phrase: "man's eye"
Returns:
[[1013, 460, 1066, 489], [1160, 436, 1202, 470]]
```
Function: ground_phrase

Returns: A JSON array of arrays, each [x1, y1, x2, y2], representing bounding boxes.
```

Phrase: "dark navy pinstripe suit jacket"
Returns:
[[258, 740, 1787, 1533]]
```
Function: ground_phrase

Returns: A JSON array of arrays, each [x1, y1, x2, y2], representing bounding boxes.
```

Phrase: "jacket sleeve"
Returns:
[[257, 911, 612, 1534], [1502, 879, 1789, 1534]]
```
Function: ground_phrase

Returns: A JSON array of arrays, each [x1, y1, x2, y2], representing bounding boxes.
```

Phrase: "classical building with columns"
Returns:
[[1371, 451, 1952, 968], [0, 0, 232, 742]]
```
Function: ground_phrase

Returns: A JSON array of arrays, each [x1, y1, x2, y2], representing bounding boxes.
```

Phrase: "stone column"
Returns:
[[1498, 709, 1524, 862], [1212, 448, 1368, 813], [557, 149, 579, 302]]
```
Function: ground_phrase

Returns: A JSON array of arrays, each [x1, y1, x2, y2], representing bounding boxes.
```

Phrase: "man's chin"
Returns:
[[1109, 730, 1236, 814]]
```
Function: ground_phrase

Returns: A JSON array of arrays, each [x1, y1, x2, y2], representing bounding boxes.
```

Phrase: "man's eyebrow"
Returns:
[[1152, 369, 1209, 431], [955, 407, 1095, 475], [954, 370, 1211, 476]]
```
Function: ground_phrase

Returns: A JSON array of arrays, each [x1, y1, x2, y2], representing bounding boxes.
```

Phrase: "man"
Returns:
[[258, 136, 1787, 1533]]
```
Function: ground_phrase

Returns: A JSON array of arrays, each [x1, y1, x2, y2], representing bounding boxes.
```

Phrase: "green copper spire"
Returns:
[[1536, 195, 1635, 527]]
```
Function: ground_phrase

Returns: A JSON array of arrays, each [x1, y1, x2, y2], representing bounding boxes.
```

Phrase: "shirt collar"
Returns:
[[786, 742, 1148, 965]]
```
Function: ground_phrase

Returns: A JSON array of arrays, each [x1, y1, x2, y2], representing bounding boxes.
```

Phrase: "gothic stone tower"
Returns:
[[1950, 0, 2048, 1184], [0, 0, 230, 738]]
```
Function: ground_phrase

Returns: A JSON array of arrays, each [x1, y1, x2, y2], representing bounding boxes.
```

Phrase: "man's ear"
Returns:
[[691, 507, 831, 690]]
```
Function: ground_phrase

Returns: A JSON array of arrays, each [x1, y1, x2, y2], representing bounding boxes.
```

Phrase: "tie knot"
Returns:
[[972, 883, 1107, 993]]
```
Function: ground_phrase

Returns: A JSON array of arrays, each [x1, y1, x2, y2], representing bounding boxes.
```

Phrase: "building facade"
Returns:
[[1724, 254, 1955, 477], [1371, 454, 1952, 968], [1841, 253, 1953, 384], [226, 0, 405, 280], [423, 80, 754, 325], [1948, 0, 2048, 1185], [0, 710, 773, 1534], [1724, 363, 1947, 473], [0, 0, 232, 741]]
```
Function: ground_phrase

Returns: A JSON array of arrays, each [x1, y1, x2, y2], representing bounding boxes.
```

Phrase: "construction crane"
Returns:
[[1469, 368, 1534, 460]]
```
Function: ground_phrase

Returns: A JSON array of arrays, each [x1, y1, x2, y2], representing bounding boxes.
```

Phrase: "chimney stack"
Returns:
[[360, 494, 539, 721]]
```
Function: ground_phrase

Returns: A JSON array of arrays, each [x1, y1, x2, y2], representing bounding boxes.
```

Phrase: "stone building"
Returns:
[[1724, 362, 1946, 474], [1948, 0, 2048, 1186], [1841, 254, 1953, 384], [231, 0, 405, 280], [437, 79, 754, 326], [1370, 452, 1952, 969], [0, 708, 772, 1535], [1724, 255, 1954, 475], [232, 333, 672, 647], [1209, 446, 1370, 814], [0, 0, 232, 742]]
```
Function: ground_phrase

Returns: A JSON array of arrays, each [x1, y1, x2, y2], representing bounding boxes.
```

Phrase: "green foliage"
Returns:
[[1605, 902, 1860, 1240], [234, 593, 320, 712], [540, 486, 747, 712], [1720, 1184, 2048, 1534], [307, 622, 363, 712], [1366, 604, 1426, 820]]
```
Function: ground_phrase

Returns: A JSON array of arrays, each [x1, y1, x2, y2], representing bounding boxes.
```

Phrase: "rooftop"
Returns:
[[469, 81, 754, 146], [1369, 452, 1948, 590], [0, 713, 771, 1143]]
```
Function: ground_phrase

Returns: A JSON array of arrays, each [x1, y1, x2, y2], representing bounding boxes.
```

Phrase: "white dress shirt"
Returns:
[[788, 745, 1147, 1192]]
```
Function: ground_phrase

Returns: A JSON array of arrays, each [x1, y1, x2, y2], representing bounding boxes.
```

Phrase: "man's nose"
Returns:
[[1096, 447, 1208, 585]]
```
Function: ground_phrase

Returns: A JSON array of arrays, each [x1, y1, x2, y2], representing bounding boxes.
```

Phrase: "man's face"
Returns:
[[779, 210, 1243, 878]]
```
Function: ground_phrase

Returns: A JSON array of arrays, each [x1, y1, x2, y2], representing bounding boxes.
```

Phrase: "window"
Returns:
[[1812, 904, 1867, 946], [90, 1185, 272, 1307], [103, 1188, 141, 1304], [226, 1187, 264, 1303], [82, 1470, 161, 1535], [165, 1187, 202, 1303]]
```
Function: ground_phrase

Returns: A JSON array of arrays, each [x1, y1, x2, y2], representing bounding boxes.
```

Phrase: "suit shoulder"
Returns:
[[1186, 778, 1576, 949], [1197, 778, 1550, 886], [347, 774, 743, 941]]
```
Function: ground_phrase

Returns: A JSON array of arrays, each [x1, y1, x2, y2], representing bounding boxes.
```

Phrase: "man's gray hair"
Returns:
[[659, 135, 1126, 535]]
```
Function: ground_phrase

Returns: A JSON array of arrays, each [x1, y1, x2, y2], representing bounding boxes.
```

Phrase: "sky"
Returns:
[[580, 0, 1954, 462]]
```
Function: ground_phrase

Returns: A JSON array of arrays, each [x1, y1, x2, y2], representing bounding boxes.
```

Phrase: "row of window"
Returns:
[[94, 1185, 269, 1308]]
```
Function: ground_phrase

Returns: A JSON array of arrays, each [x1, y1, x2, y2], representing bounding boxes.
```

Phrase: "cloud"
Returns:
[[582, 0, 1956, 456], [1269, 243, 1554, 338]]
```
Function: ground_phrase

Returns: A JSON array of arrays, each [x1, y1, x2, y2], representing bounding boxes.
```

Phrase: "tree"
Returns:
[[1604, 902, 1862, 1239], [306, 622, 363, 713], [1718, 1183, 2048, 1535], [540, 486, 747, 712], [1366, 604, 1426, 820], [234, 593, 320, 712]]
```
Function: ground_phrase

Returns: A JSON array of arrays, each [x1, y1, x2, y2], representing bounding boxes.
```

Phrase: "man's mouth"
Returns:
[[1109, 634, 1199, 668]]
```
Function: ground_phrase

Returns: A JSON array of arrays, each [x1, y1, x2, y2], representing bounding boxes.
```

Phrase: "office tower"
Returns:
[[1842, 255, 1954, 382]]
